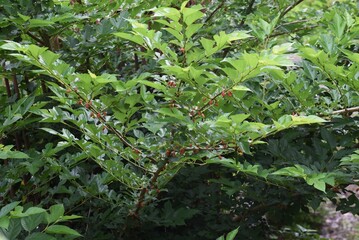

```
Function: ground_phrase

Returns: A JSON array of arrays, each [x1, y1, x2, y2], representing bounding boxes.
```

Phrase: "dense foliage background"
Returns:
[[0, 0, 358, 239]]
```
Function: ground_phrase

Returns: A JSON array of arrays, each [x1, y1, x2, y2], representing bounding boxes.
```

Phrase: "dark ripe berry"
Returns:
[[180, 47, 185, 53], [77, 99, 83, 105], [227, 91, 233, 97], [221, 91, 226, 97], [165, 149, 171, 157], [189, 144, 193, 147], [209, 99, 213, 105], [97, 112, 102, 118], [179, 148, 185, 155]]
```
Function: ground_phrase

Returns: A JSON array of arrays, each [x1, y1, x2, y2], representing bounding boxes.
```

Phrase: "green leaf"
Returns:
[[46, 204, 64, 224], [25, 232, 56, 240], [230, 114, 250, 124], [21, 213, 45, 232], [200, 38, 216, 56], [227, 31, 252, 41], [28, 19, 54, 28], [156, 108, 186, 120], [0, 216, 9, 230], [232, 85, 252, 92], [58, 215, 82, 221], [24, 207, 46, 216], [272, 165, 306, 178], [138, 80, 167, 92], [290, 115, 327, 125], [226, 227, 239, 240], [154, 7, 181, 22], [45, 225, 82, 236], [113, 32, 144, 46], [0, 41, 23, 51], [182, 7, 204, 26]]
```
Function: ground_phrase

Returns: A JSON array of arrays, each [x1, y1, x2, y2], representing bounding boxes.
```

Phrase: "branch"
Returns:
[[134, 159, 169, 215], [3, 77, 12, 97], [239, 0, 256, 27], [26, 31, 46, 46], [279, 0, 304, 19], [269, 25, 317, 38], [331, 106, 359, 115], [204, 0, 225, 23]]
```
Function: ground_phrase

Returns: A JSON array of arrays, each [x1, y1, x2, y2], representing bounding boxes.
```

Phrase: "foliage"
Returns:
[[0, 0, 358, 239]]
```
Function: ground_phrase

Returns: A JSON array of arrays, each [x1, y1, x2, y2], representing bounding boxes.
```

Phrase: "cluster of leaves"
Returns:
[[0, 0, 358, 239]]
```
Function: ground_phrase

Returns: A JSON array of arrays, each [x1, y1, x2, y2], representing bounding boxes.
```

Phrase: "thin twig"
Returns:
[[26, 31, 46, 46], [270, 25, 318, 38], [204, 0, 225, 23], [279, 0, 304, 19]]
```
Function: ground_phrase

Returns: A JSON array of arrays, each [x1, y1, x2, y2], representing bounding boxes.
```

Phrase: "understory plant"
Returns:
[[0, 0, 358, 239]]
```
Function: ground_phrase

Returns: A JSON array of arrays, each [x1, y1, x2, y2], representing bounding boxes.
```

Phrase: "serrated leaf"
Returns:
[[0, 41, 23, 51], [154, 7, 180, 22], [227, 31, 251, 41], [272, 165, 306, 178], [138, 80, 166, 92], [28, 19, 54, 28], [113, 32, 144, 46], [156, 108, 186, 120]]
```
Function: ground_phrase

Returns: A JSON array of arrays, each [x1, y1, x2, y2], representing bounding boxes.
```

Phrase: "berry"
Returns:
[[85, 101, 92, 109], [165, 149, 171, 157], [167, 81, 176, 87], [179, 148, 185, 155]]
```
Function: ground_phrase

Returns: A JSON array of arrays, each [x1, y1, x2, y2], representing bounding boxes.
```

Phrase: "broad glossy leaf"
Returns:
[[45, 225, 82, 236]]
